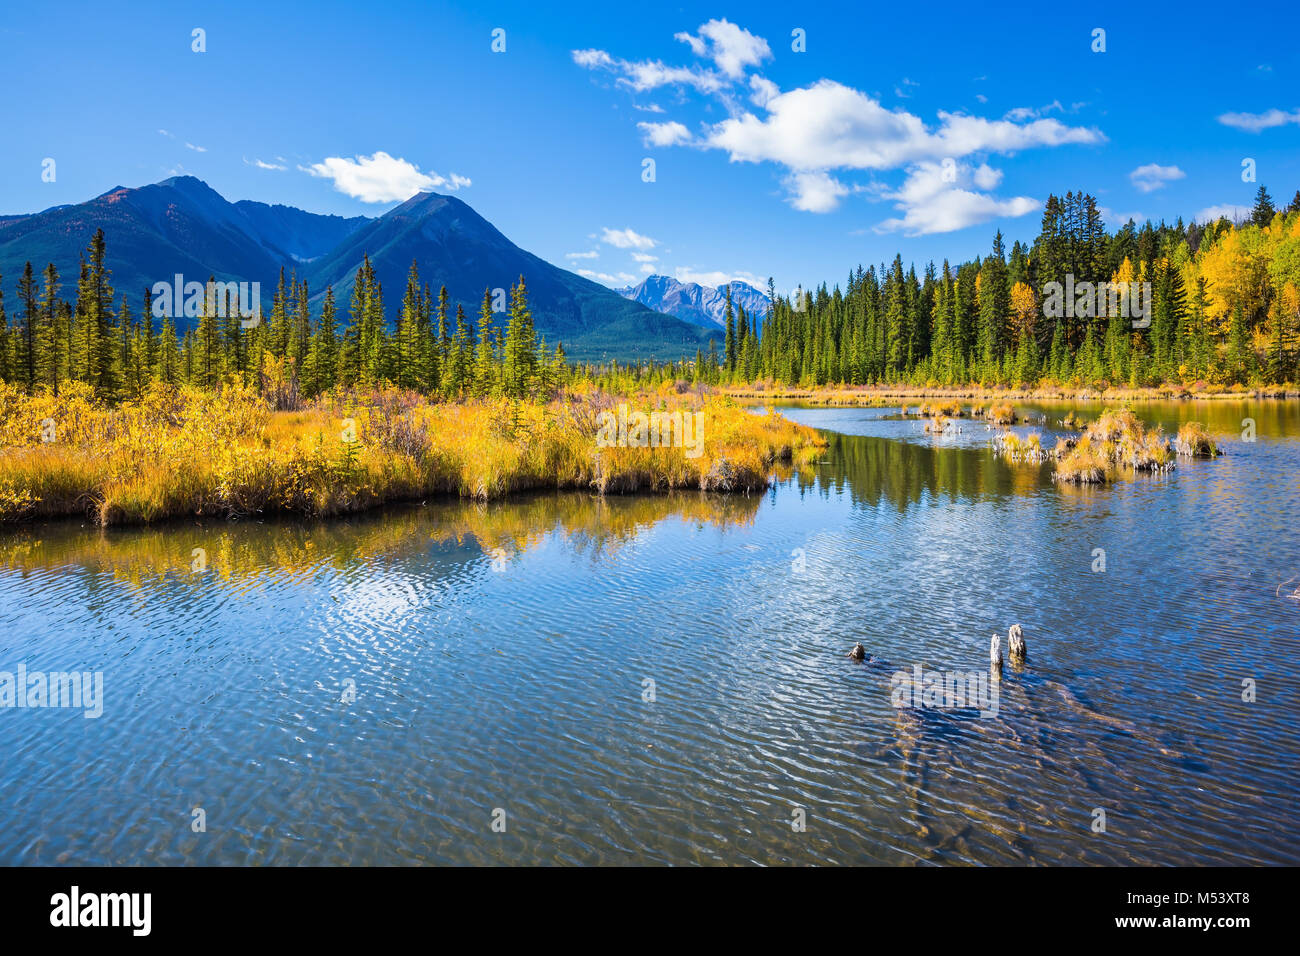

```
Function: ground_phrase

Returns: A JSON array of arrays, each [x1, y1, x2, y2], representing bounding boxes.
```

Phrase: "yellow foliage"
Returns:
[[0, 384, 826, 525]]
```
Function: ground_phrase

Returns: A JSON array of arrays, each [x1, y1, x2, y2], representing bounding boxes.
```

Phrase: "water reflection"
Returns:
[[0, 402, 1296, 866]]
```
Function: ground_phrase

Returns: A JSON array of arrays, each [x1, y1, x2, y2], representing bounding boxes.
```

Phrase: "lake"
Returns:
[[1, 399, 1297, 865]]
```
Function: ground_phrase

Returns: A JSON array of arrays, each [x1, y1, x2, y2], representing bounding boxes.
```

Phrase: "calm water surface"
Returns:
[[1, 400, 1297, 865]]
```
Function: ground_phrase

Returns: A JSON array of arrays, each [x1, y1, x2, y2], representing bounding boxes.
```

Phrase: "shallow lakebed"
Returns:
[[1, 400, 1296, 864]]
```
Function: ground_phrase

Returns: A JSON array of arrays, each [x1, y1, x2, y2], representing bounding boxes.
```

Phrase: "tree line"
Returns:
[[679, 186, 1300, 390], [0, 236, 564, 403], [3, 185, 1299, 401]]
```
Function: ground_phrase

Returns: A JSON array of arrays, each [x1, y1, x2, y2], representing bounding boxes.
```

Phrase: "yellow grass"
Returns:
[[994, 430, 1046, 462], [726, 383, 1300, 403], [986, 402, 1016, 425], [1052, 406, 1174, 483], [1174, 421, 1219, 458], [0, 380, 826, 525], [0, 490, 765, 582]]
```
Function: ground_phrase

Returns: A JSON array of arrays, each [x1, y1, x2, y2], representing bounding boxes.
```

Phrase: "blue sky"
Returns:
[[4, 0, 1299, 293]]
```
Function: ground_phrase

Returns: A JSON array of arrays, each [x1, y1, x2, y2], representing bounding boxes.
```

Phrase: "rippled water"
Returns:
[[1, 400, 1297, 865]]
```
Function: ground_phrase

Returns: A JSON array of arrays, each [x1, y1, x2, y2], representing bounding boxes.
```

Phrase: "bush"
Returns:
[[1174, 422, 1219, 458]]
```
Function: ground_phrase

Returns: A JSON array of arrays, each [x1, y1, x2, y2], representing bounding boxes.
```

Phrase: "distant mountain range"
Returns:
[[617, 275, 771, 329], [0, 177, 719, 361]]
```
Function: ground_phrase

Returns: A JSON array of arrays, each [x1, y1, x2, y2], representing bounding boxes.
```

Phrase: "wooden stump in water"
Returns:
[[990, 632, 1003, 670], [1008, 624, 1026, 665]]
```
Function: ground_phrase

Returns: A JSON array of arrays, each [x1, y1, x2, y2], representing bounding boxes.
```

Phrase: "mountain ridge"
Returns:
[[0, 177, 719, 362], [618, 274, 771, 329]]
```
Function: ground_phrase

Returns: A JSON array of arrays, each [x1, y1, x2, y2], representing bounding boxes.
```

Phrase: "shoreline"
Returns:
[[0, 384, 826, 528], [0, 479, 790, 534], [725, 384, 1300, 404]]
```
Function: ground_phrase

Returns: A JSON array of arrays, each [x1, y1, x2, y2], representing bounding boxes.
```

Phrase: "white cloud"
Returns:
[[575, 26, 1102, 216], [157, 129, 174, 138], [749, 75, 779, 107], [572, 48, 725, 94], [633, 102, 665, 113], [632, 253, 658, 263], [601, 227, 657, 250], [245, 157, 286, 171], [784, 170, 850, 213], [1099, 206, 1144, 227], [637, 121, 692, 147], [674, 19, 771, 78], [674, 267, 764, 288], [565, 250, 600, 260], [1130, 163, 1185, 193], [305, 151, 470, 202], [705, 81, 1104, 176], [185, 142, 207, 152], [874, 161, 1038, 236], [1003, 100, 1062, 122], [975, 93, 988, 104], [972, 163, 1002, 190], [578, 268, 638, 286], [1196, 204, 1252, 224], [1217, 108, 1300, 132]]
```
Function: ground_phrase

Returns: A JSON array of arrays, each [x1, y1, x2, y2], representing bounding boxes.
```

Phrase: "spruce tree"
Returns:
[[17, 262, 38, 389], [474, 288, 496, 397], [1252, 185, 1275, 227], [502, 277, 537, 400]]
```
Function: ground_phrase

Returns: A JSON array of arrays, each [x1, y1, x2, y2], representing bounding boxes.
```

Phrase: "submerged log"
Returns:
[[1008, 624, 1026, 665]]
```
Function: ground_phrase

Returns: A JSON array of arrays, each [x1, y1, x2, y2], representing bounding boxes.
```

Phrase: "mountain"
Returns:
[[618, 275, 771, 328], [0, 176, 364, 312], [303, 191, 716, 360], [232, 200, 369, 263], [0, 177, 716, 361]]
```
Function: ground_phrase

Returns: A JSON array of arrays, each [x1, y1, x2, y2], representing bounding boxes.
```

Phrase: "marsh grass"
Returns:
[[995, 430, 1047, 462], [0, 381, 825, 525], [1174, 421, 1220, 458], [986, 402, 1017, 425], [1050, 407, 1175, 483]]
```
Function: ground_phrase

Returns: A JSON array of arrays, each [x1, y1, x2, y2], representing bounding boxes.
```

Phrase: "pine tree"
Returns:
[[303, 286, 339, 397], [474, 287, 496, 397], [723, 286, 736, 375], [1226, 303, 1255, 383], [397, 261, 422, 391], [76, 229, 118, 397], [193, 275, 221, 389], [36, 263, 61, 394], [141, 287, 156, 383], [0, 272, 7, 383], [156, 313, 181, 384], [448, 303, 470, 396], [288, 277, 311, 377], [502, 277, 537, 400], [436, 285, 451, 397], [17, 262, 38, 389], [1252, 185, 1276, 227], [267, 268, 290, 359]]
